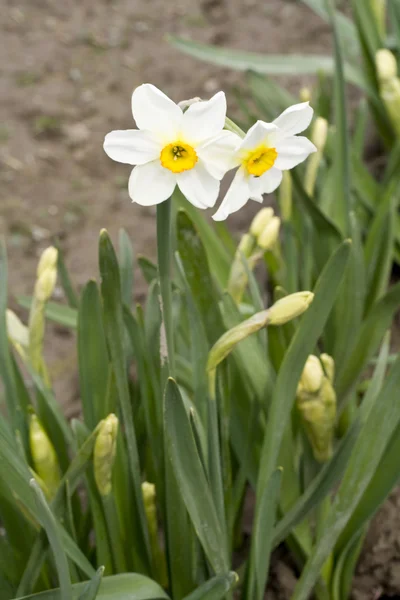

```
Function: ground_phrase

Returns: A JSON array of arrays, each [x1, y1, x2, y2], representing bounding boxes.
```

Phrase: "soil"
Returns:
[[1, 0, 399, 597]]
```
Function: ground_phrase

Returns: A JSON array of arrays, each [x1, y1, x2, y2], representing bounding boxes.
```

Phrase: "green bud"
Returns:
[[238, 233, 255, 257], [249, 207, 274, 238], [6, 309, 29, 349], [267, 291, 314, 326], [142, 482, 168, 588], [257, 216, 281, 250], [29, 414, 61, 498], [37, 246, 58, 278], [297, 354, 336, 462], [299, 87, 312, 103], [94, 414, 118, 497], [321, 353, 335, 382]]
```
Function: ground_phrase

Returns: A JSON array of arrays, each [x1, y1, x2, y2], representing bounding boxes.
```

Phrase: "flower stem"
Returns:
[[157, 198, 175, 377]]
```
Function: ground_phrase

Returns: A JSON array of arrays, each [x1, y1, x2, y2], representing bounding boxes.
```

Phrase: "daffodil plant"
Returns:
[[2, 65, 400, 600]]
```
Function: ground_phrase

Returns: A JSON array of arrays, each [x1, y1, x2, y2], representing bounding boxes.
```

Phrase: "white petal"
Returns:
[[181, 91, 227, 144], [197, 131, 242, 179], [239, 121, 279, 152], [103, 129, 161, 165], [212, 168, 251, 221], [258, 167, 283, 194], [274, 136, 317, 170], [131, 84, 182, 140], [177, 162, 220, 209], [128, 162, 176, 206], [273, 102, 313, 137], [248, 176, 264, 202]]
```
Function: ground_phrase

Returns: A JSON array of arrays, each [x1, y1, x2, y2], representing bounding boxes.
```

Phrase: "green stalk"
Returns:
[[157, 199, 176, 377], [102, 495, 127, 573]]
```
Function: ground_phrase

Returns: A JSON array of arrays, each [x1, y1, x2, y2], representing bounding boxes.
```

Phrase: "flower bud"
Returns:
[[142, 482, 168, 588], [29, 414, 61, 498], [267, 291, 314, 326], [257, 216, 281, 250], [94, 414, 118, 497], [238, 233, 255, 258], [249, 207, 274, 238], [6, 309, 29, 348], [299, 87, 312, 103], [298, 355, 324, 394], [311, 117, 329, 151], [321, 353, 335, 382], [37, 246, 58, 278], [34, 268, 57, 303], [376, 49, 398, 81]]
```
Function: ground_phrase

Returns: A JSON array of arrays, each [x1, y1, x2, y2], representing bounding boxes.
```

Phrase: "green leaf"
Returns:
[[17, 296, 77, 329], [336, 282, 400, 401], [325, 0, 352, 235], [292, 352, 400, 600], [78, 567, 105, 600], [78, 280, 110, 429], [247, 469, 282, 600], [164, 378, 229, 574], [138, 256, 158, 285], [30, 479, 72, 600], [55, 240, 79, 309], [182, 572, 238, 600], [14, 574, 170, 600], [176, 210, 224, 344], [98, 229, 152, 573], [118, 229, 134, 308], [167, 36, 367, 89]]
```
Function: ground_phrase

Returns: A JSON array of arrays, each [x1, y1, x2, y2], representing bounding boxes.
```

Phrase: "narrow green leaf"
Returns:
[[248, 469, 282, 600], [164, 378, 229, 574], [182, 572, 238, 600], [78, 281, 110, 429], [15, 574, 170, 600], [30, 479, 72, 600], [167, 36, 367, 89], [99, 229, 152, 573], [54, 240, 79, 309], [17, 297, 77, 329], [78, 567, 105, 600], [118, 229, 134, 308]]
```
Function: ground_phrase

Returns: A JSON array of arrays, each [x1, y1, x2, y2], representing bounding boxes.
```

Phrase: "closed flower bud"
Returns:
[[321, 353, 335, 382], [29, 414, 61, 498], [312, 117, 328, 151], [249, 207, 274, 238], [298, 355, 324, 394], [238, 233, 255, 257], [142, 482, 168, 588], [300, 87, 312, 103], [6, 309, 29, 349], [257, 216, 281, 250], [376, 49, 397, 81], [267, 291, 314, 326], [37, 246, 58, 278], [94, 414, 119, 497], [34, 269, 57, 303]]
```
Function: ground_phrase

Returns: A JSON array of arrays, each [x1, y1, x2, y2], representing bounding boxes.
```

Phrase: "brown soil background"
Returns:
[[1, 0, 399, 597]]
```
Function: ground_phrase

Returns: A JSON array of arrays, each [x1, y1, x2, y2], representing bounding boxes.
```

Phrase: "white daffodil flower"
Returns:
[[212, 102, 317, 221], [104, 84, 240, 209]]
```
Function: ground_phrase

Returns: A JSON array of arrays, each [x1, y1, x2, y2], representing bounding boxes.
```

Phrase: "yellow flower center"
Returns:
[[243, 145, 278, 177], [160, 142, 198, 173]]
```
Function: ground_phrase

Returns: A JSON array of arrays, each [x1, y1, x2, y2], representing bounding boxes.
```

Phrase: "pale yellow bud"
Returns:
[[29, 415, 61, 499], [267, 291, 314, 326], [257, 216, 281, 250], [6, 309, 29, 348], [142, 482, 168, 588], [238, 233, 255, 257], [37, 246, 58, 278], [300, 87, 312, 103], [376, 49, 398, 81], [94, 414, 118, 497], [249, 207, 274, 238], [311, 117, 329, 151], [34, 269, 57, 302], [321, 353, 335, 382], [299, 355, 324, 394]]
